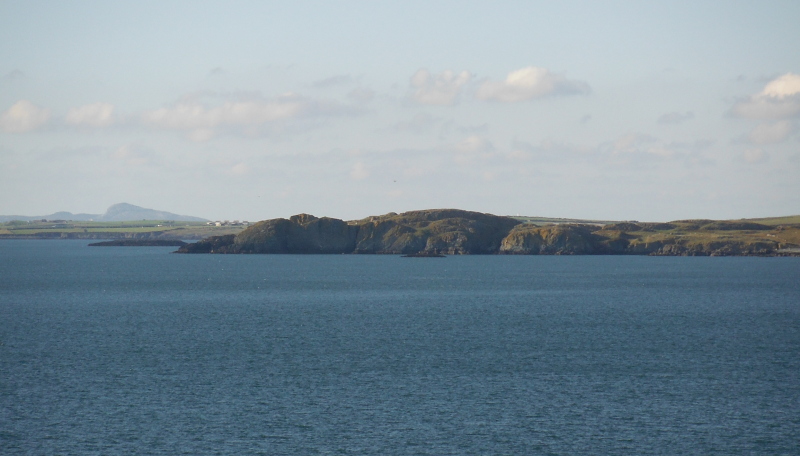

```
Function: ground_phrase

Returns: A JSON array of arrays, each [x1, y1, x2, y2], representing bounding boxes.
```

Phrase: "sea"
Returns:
[[1, 240, 798, 455]]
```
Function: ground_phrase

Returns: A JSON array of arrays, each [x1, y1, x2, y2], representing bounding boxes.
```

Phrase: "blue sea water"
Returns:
[[1, 240, 799, 455]]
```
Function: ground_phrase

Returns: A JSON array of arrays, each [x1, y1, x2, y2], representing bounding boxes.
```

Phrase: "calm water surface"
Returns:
[[1, 240, 799, 455]]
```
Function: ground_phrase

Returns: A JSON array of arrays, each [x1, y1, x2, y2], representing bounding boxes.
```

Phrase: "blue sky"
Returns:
[[1, 0, 799, 221]]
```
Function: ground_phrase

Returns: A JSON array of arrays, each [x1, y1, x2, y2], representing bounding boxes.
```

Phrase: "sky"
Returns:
[[1, 0, 799, 222]]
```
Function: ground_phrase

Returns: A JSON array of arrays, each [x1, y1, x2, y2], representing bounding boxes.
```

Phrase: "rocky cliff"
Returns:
[[176, 210, 800, 256], [499, 224, 605, 254], [178, 209, 521, 254]]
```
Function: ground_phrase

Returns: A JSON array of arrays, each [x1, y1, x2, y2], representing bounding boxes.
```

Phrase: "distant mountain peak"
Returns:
[[0, 203, 207, 223], [99, 203, 207, 222]]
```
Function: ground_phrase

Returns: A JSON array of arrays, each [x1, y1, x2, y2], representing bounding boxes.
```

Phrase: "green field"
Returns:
[[511, 216, 619, 225], [0, 220, 246, 240], [739, 215, 800, 226], [512, 214, 800, 227], [3, 214, 799, 243]]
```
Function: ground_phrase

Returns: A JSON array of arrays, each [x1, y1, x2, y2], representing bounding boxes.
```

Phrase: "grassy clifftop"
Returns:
[[179, 209, 521, 254], [177, 210, 800, 256], [500, 220, 800, 256], [0, 220, 245, 240]]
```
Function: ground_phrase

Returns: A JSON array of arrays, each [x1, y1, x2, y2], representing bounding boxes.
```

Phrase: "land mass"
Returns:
[[175, 209, 800, 256], [0, 219, 243, 240], [0, 202, 208, 223]]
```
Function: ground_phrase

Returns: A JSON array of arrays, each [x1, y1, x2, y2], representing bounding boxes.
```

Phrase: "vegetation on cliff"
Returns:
[[176, 210, 800, 256], [0, 220, 244, 240], [178, 209, 521, 254]]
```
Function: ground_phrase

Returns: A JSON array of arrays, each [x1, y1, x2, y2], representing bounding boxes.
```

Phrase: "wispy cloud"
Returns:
[[2, 69, 25, 82], [451, 135, 495, 165], [743, 148, 769, 164], [409, 69, 471, 106], [747, 120, 796, 144], [141, 92, 354, 140], [391, 113, 442, 135], [113, 143, 155, 167], [475, 66, 590, 103], [658, 111, 694, 125], [313, 74, 353, 88], [347, 87, 375, 103], [66, 102, 116, 127], [350, 161, 369, 180]]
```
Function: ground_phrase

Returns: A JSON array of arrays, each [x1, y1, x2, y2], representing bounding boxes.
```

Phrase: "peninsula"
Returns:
[[175, 209, 800, 256]]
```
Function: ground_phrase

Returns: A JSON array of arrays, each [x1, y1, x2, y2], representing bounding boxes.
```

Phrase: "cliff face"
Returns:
[[175, 210, 800, 256], [353, 209, 521, 254], [499, 224, 604, 254], [177, 209, 521, 254], [233, 214, 359, 254], [179, 215, 358, 254]]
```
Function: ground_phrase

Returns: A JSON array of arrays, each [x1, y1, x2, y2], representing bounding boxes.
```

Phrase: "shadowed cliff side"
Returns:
[[499, 224, 607, 254], [175, 210, 800, 256], [353, 209, 521, 254], [177, 209, 521, 254]]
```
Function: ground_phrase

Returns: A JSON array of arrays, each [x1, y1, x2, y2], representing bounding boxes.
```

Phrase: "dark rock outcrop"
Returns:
[[353, 209, 521, 254], [499, 224, 605, 254], [176, 209, 521, 254], [174, 209, 799, 256], [177, 234, 236, 253], [233, 215, 359, 254]]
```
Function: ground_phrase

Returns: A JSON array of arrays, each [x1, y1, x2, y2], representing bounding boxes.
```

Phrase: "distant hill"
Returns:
[[0, 203, 207, 223], [99, 203, 207, 222]]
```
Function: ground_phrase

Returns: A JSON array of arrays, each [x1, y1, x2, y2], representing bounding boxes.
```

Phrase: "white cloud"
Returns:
[[454, 135, 493, 154], [113, 144, 153, 166], [509, 139, 594, 163], [761, 73, 800, 98], [658, 111, 694, 125], [0, 100, 50, 133], [452, 135, 494, 165], [599, 134, 712, 163], [350, 161, 369, 180], [227, 163, 250, 176], [743, 148, 769, 164], [731, 73, 800, 119], [187, 129, 215, 142], [141, 93, 348, 140], [747, 120, 795, 144], [143, 95, 305, 129], [65, 102, 115, 127], [608, 133, 657, 155], [410, 69, 471, 106], [475, 66, 589, 103]]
